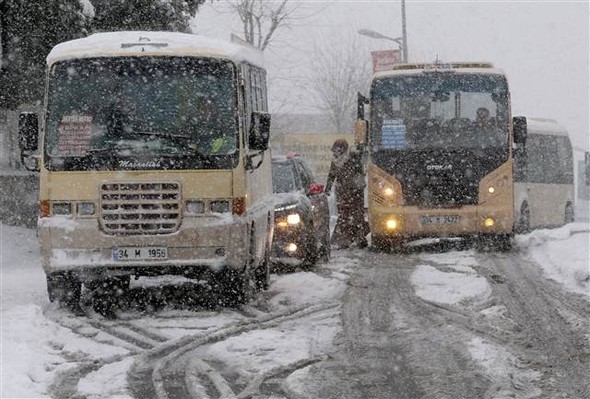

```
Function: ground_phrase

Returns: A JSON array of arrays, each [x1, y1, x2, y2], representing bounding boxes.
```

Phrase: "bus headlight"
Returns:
[[484, 217, 495, 228], [385, 218, 399, 230], [287, 213, 301, 225], [52, 202, 72, 215], [383, 187, 395, 197], [77, 202, 95, 216], [186, 200, 205, 214], [488, 186, 495, 194], [210, 200, 230, 213]]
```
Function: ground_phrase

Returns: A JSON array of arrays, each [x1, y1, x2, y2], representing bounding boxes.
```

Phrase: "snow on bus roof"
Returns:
[[374, 61, 505, 78], [524, 117, 569, 137], [46, 31, 265, 68]]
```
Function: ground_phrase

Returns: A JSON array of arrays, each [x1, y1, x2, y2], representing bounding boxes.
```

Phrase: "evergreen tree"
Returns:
[[0, 0, 87, 109], [92, 0, 206, 33]]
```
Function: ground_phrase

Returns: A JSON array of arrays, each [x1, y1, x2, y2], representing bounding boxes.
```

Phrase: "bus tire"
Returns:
[[254, 246, 270, 291], [89, 276, 130, 316], [371, 235, 402, 252], [214, 268, 252, 307], [565, 203, 574, 224], [46, 272, 82, 311], [516, 203, 530, 234]]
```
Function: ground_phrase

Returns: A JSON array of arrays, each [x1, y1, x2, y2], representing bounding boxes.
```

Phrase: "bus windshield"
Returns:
[[45, 57, 238, 171], [370, 73, 510, 153]]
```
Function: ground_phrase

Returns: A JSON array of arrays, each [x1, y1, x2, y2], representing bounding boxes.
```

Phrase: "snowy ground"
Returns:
[[1, 221, 588, 398]]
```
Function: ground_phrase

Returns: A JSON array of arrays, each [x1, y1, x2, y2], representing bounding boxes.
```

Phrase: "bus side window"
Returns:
[[526, 135, 544, 183]]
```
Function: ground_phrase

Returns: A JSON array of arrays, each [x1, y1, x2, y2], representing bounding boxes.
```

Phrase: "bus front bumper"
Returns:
[[369, 204, 514, 239], [38, 215, 249, 278]]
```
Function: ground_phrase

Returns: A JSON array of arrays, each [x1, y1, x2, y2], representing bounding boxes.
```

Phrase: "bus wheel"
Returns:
[[254, 246, 270, 291], [565, 203, 575, 224], [46, 272, 82, 311], [371, 235, 402, 252], [89, 276, 130, 316], [213, 268, 252, 307], [516, 203, 530, 234], [477, 234, 512, 252]]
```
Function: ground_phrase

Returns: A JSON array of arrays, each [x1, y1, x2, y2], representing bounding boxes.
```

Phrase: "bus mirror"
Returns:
[[357, 92, 369, 120], [355, 119, 368, 144], [513, 116, 527, 145], [249, 111, 271, 151], [19, 112, 39, 153]]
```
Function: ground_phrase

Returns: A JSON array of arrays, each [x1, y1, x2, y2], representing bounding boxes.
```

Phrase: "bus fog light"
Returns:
[[385, 219, 398, 230], [484, 217, 495, 227], [286, 243, 298, 253]]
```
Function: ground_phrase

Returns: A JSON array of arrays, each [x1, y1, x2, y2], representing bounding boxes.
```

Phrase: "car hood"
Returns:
[[272, 192, 309, 209]]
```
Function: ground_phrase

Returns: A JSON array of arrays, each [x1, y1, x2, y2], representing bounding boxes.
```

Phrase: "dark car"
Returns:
[[271, 154, 331, 268]]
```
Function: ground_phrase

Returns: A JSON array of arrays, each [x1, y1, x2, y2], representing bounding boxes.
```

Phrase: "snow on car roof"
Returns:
[[46, 31, 265, 68]]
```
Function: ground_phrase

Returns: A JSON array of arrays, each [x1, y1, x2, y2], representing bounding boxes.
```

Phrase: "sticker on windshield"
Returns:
[[57, 114, 93, 156], [381, 119, 406, 149]]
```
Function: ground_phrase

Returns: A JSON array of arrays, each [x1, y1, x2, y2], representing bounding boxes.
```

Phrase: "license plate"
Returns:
[[112, 247, 168, 261], [420, 215, 460, 225]]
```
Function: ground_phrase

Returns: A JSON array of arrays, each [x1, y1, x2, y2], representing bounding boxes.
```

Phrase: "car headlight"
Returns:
[[287, 213, 301, 225]]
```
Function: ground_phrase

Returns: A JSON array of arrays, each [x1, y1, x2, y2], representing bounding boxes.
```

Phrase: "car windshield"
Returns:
[[272, 162, 298, 193], [370, 72, 509, 152], [44, 56, 238, 171]]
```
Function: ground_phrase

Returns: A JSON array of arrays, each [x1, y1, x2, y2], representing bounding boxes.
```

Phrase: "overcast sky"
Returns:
[[193, 0, 589, 152]]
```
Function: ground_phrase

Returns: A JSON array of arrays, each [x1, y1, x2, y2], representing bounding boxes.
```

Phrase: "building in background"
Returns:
[[270, 113, 354, 182]]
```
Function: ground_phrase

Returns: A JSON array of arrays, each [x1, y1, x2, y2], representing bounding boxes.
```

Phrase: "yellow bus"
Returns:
[[513, 117, 575, 232], [19, 31, 274, 309], [356, 62, 516, 250]]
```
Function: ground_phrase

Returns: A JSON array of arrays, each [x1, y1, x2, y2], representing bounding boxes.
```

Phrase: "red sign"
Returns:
[[371, 49, 401, 73]]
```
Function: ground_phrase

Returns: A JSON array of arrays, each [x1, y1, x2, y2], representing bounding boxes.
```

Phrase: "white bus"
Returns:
[[513, 116, 575, 232], [19, 31, 274, 309]]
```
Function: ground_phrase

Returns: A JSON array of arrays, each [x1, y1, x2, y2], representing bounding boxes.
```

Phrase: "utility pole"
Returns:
[[401, 0, 408, 63]]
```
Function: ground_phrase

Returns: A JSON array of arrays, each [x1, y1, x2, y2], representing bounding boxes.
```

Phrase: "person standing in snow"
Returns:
[[325, 139, 368, 249]]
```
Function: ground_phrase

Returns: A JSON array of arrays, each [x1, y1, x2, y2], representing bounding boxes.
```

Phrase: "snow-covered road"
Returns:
[[1, 222, 588, 398]]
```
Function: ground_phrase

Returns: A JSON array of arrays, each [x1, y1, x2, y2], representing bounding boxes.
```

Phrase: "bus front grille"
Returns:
[[99, 182, 181, 235]]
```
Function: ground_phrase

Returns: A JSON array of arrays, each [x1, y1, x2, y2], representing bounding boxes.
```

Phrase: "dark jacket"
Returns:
[[325, 149, 365, 202]]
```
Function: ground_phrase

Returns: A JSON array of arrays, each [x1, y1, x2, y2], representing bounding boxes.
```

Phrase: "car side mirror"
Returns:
[[308, 182, 325, 196], [249, 111, 271, 151]]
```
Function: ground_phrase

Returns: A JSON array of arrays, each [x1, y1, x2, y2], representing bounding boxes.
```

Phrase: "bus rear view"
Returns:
[[364, 62, 514, 250]]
